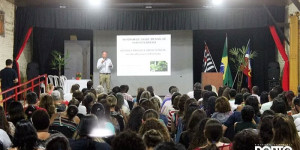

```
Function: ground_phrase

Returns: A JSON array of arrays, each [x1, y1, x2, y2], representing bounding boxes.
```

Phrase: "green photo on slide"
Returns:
[[150, 61, 168, 72]]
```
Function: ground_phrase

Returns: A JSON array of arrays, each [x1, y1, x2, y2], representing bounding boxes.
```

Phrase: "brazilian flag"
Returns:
[[220, 36, 233, 87]]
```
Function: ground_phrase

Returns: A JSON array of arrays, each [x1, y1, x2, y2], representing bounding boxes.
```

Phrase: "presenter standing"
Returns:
[[97, 51, 113, 93]]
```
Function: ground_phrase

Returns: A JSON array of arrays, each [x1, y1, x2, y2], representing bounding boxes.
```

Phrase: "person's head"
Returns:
[[143, 109, 159, 122], [13, 119, 38, 150], [45, 134, 71, 150], [243, 92, 251, 102], [39, 94, 56, 117], [83, 93, 96, 113], [285, 91, 295, 107], [26, 92, 38, 105], [66, 105, 78, 120], [115, 93, 124, 110], [294, 97, 300, 113], [233, 129, 261, 150], [51, 90, 61, 102], [5, 59, 13, 67], [127, 106, 145, 132], [32, 110, 50, 131], [270, 98, 287, 114], [102, 51, 108, 59], [140, 100, 156, 111], [206, 96, 217, 117], [87, 81, 93, 90], [177, 95, 189, 114], [218, 87, 225, 97], [154, 142, 186, 150], [204, 85, 212, 91], [260, 110, 275, 121], [73, 90, 84, 102], [202, 91, 216, 110], [204, 119, 223, 148], [140, 91, 152, 101], [137, 87, 146, 101], [259, 115, 274, 144], [260, 91, 269, 105], [112, 86, 121, 94], [222, 87, 230, 100], [168, 86, 176, 94], [112, 130, 146, 150], [171, 92, 181, 106], [0, 106, 10, 135], [189, 118, 209, 150], [241, 105, 255, 122], [245, 96, 260, 116], [143, 129, 164, 150], [235, 93, 243, 105], [96, 85, 105, 95], [193, 82, 201, 91], [146, 86, 155, 97], [120, 85, 129, 93], [187, 109, 207, 131], [272, 114, 300, 150], [139, 119, 171, 142], [241, 88, 249, 94], [215, 96, 231, 113], [97, 93, 108, 103], [70, 84, 80, 93], [69, 98, 80, 107], [272, 85, 283, 95], [149, 97, 161, 112], [107, 95, 118, 109], [183, 97, 195, 115], [252, 86, 259, 95], [91, 103, 105, 120], [172, 95, 181, 110], [8, 101, 26, 126], [77, 115, 98, 137], [183, 102, 199, 125], [229, 89, 237, 99], [269, 89, 278, 101]]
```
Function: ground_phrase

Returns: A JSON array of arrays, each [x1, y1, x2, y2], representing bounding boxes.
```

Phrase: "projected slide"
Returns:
[[117, 34, 171, 76]]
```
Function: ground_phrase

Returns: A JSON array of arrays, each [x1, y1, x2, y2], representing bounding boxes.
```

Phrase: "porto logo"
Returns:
[[255, 145, 292, 150]]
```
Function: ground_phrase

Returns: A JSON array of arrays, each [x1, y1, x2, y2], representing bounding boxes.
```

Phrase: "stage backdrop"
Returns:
[[93, 30, 193, 96]]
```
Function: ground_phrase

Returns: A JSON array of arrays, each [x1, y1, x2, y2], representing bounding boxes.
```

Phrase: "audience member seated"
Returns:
[[120, 85, 133, 102], [0, 106, 12, 149], [64, 84, 80, 102], [52, 90, 67, 112], [139, 119, 171, 142], [182, 100, 198, 131], [206, 96, 217, 117], [143, 129, 164, 150], [155, 142, 186, 150], [82, 93, 96, 114], [272, 114, 300, 150], [233, 129, 260, 150], [251, 86, 260, 103], [222, 87, 230, 100], [259, 91, 269, 105], [115, 93, 130, 117], [187, 82, 201, 100], [126, 106, 145, 132], [24, 92, 46, 120], [148, 97, 168, 126], [147, 86, 163, 104], [10, 120, 38, 150], [50, 105, 80, 138], [133, 87, 145, 105], [270, 97, 287, 114], [194, 119, 231, 150], [46, 83, 54, 95], [260, 90, 278, 113], [228, 89, 237, 111], [8, 102, 26, 126], [95, 85, 105, 96], [234, 105, 257, 133], [45, 134, 71, 150], [32, 110, 66, 148], [241, 88, 249, 94], [167, 94, 181, 130], [234, 93, 243, 105], [107, 95, 125, 133], [70, 115, 110, 150], [112, 130, 145, 150], [163, 86, 178, 101], [211, 97, 232, 123], [0, 106, 14, 137], [72, 90, 87, 116], [258, 110, 275, 144], [91, 103, 116, 136], [179, 109, 206, 149], [188, 118, 209, 150], [39, 94, 56, 118]]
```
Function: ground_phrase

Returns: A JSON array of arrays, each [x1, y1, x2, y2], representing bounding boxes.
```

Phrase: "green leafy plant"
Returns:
[[50, 50, 70, 76], [229, 46, 257, 92], [150, 61, 168, 72]]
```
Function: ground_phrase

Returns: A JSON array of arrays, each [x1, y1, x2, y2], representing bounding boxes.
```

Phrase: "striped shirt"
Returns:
[[51, 114, 78, 132]]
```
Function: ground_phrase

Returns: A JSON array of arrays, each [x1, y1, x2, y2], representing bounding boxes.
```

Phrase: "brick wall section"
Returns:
[[0, 0, 32, 82]]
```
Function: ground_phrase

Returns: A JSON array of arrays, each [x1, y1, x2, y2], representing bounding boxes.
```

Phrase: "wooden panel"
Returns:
[[289, 14, 299, 95], [201, 72, 223, 92]]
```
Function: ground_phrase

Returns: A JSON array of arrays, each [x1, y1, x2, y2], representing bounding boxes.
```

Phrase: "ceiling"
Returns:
[[8, 0, 289, 9]]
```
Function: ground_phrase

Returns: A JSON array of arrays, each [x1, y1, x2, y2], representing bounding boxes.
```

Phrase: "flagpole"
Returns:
[[204, 42, 219, 73], [231, 71, 238, 89]]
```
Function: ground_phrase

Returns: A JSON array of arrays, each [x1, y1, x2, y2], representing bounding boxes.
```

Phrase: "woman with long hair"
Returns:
[[272, 114, 300, 150], [0, 105, 13, 136], [139, 118, 170, 142], [126, 106, 145, 132], [39, 94, 56, 117], [188, 118, 209, 150], [195, 119, 231, 150], [8, 102, 26, 126]]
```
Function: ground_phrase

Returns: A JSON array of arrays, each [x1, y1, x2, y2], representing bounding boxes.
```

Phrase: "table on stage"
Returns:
[[63, 79, 90, 94]]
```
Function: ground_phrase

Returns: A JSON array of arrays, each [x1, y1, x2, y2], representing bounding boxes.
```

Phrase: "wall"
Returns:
[[0, 0, 32, 83], [93, 30, 193, 96]]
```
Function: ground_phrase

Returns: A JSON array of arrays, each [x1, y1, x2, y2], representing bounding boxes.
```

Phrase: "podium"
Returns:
[[201, 73, 223, 92]]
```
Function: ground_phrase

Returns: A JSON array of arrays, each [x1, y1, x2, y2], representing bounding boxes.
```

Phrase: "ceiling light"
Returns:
[[212, 0, 224, 6], [88, 0, 104, 7]]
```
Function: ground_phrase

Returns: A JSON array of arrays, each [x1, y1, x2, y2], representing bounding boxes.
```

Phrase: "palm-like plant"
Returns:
[[229, 46, 257, 92], [50, 50, 70, 76]]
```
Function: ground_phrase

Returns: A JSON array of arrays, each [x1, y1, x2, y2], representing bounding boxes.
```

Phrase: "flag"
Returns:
[[243, 39, 252, 89], [220, 36, 233, 87], [203, 43, 217, 72]]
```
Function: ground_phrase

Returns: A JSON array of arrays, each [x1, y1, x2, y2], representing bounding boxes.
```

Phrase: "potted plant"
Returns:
[[76, 72, 82, 80], [50, 50, 69, 77], [229, 46, 257, 92]]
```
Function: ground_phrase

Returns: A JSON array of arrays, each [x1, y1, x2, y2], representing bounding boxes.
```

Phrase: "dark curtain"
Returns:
[[193, 27, 276, 91], [32, 28, 93, 76]]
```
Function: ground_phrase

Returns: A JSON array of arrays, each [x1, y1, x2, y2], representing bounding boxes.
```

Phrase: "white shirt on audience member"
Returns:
[[252, 94, 261, 103], [161, 100, 173, 116], [78, 103, 87, 115], [229, 99, 238, 111], [187, 91, 194, 98], [0, 129, 12, 149], [64, 93, 73, 102], [260, 101, 273, 114]]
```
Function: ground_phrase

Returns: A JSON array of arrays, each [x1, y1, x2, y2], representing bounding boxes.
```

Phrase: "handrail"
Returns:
[[0, 74, 47, 112]]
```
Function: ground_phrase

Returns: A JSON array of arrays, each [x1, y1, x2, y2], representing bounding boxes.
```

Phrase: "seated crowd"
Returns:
[[1, 82, 300, 150]]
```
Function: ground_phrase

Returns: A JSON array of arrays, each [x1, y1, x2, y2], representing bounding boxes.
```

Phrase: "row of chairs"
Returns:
[[48, 75, 67, 87]]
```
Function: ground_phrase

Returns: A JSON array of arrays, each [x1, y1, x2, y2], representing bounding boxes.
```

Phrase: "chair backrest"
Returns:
[[59, 76, 67, 87], [48, 75, 55, 85], [52, 76, 60, 87], [49, 125, 75, 138]]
